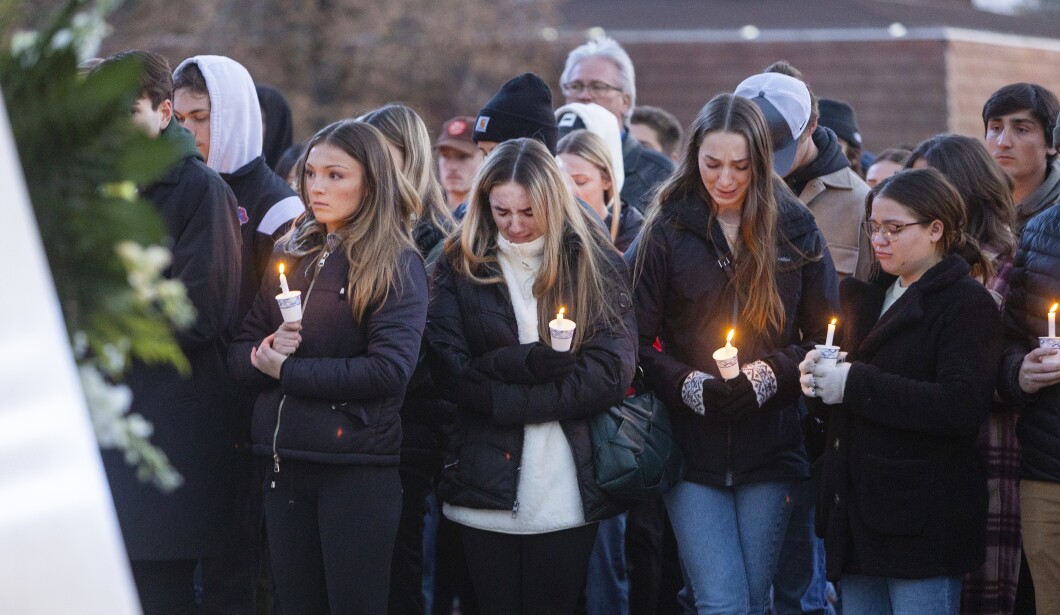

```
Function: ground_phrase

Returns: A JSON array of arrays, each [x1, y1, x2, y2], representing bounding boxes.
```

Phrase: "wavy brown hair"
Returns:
[[282, 120, 420, 322], [445, 138, 628, 349], [903, 134, 1016, 281], [359, 103, 455, 235], [635, 93, 785, 334]]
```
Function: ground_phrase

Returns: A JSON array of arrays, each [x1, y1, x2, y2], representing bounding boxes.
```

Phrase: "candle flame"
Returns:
[[558, 306, 566, 320], [279, 263, 285, 275], [726, 329, 735, 343], [1051, 303, 1059, 315], [830, 317, 837, 326]]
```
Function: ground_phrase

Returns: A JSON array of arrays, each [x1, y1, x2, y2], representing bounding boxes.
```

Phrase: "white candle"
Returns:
[[279, 263, 290, 295], [713, 329, 740, 380], [825, 318, 837, 347], [1050, 303, 1057, 338], [549, 306, 576, 352]]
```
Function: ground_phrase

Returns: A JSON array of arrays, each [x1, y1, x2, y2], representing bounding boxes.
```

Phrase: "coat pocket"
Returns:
[[855, 454, 934, 537]]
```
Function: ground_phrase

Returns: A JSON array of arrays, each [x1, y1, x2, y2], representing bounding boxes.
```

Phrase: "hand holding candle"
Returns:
[[816, 317, 841, 367], [712, 329, 740, 380], [549, 307, 576, 352], [275, 263, 302, 322]]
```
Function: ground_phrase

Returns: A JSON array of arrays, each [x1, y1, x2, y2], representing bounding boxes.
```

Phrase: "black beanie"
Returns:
[[819, 98, 862, 147], [473, 73, 558, 155]]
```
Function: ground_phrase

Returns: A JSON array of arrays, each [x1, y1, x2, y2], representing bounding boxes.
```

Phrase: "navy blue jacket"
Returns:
[[426, 239, 637, 522], [621, 131, 674, 214], [999, 202, 1060, 483], [229, 245, 428, 466], [817, 256, 1003, 580], [627, 181, 838, 487]]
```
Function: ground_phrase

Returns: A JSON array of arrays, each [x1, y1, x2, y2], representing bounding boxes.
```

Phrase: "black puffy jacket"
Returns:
[[999, 202, 1060, 483], [229, 245, 428, 467], [621, 132, 674, 214], [425, 238, 637, 522], [627, 182, 839, 487]]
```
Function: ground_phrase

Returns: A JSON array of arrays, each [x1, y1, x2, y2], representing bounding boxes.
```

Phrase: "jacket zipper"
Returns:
[[512, 462, 522, 518], [270, 248, 330, 481]]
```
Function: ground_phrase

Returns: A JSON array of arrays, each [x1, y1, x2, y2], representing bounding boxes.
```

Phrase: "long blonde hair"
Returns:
[[445, 138, 628, 349], [359, 103, 455, 235], [635, 93, 785, 334], [283, 120, 421, 322], [556, 129, 622, 244]]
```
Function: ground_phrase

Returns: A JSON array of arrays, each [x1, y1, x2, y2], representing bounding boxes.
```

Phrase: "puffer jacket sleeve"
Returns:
[[277, 250, 428, 401], [427, 253, 637, 426], [843, 288, 1003, 436], [625, 223, 697, 412]]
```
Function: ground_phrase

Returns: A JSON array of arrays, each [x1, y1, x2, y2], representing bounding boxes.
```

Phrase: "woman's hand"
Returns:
[[1018, 348, 1060, 395], [271, 321, 303, 355], [251, 334, 289, 380], [799, 349, 850, 403]]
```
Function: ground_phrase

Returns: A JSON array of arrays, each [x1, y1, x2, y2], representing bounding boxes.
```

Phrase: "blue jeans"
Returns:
[[772, 476, 833, 614], [841, 574, 961, 615], [665, 480, 794, 614], [586, 513, 629, 615]]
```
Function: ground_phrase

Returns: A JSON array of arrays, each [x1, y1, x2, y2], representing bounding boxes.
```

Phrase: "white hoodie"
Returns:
[[554, 102, 625, 195], [174, 55, 263, 175]]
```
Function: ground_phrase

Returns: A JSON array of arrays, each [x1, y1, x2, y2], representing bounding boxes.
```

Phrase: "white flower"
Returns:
[[10, 30, 38, 56], [143, 245, 172, 273], [72, 330, 89, 359], [80, 364, 132, 449]]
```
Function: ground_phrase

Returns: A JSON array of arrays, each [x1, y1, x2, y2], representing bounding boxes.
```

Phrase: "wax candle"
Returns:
[[1050, 303, 1057, 338], [825, 318, 837, 347], [279, 263, 290, 295], [713, 329, 740, 380], [549, 306, 576, 352]]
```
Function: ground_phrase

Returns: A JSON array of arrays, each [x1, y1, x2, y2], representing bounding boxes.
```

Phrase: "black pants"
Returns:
[[200, 446, 264, 615], [130, 559, 198, 615], [626, 496, 684, 615], [433, 512, 480, 615], [265, 460, 401, 615], [461, 522, 599, 615], [387, 466, 434, 614]]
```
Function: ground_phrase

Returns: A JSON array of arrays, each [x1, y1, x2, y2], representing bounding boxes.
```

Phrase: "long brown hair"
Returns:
[[282, 120, 421, 322], [635, 93, 785, 334], [359, 103, 455, 235], [870, 167, 986, 271], [904, 134, 1016, 281], [556, 129, 622, 244], [445, 138, 628, 349]]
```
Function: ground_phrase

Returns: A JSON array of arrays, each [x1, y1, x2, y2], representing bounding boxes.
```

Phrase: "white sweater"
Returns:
[[444, 234, 586, 534]]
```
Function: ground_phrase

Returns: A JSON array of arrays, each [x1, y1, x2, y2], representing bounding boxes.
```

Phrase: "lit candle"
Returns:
[[1050, 303, 1058, 338], [279, 263, 290, 295], [713, 329, 740, 380], [549, 306, 576, 352], [825, 318, 837, 347]]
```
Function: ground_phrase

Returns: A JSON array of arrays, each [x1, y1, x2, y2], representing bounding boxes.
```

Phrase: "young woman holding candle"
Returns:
[[628, 93, 839, 614], [799, 168, 1004, 615], [424, 137, 637, 615], [228, 119, 428, 614], [903, 134, 1021, 615]]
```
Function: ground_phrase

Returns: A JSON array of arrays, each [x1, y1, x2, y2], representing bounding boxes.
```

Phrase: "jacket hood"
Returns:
[[1018, 158, 1060, 228], [786, 126, 849, 195], [174, 55, 262, 174], [555, 102, 625, 194], [256, 84, 293, 171], [160, 118, 204, 163]]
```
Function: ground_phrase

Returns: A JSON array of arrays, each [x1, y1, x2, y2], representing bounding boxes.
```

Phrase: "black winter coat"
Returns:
[[627, 183, 839, 487], [998, 202, 1060, 483], [229, 245, 428, 467], [816, 255, 1003, 581], [621, 132, 674, 214], [101, 121, 242, 560], [604, 202, 645, 253], [426, 242, 637, 522]]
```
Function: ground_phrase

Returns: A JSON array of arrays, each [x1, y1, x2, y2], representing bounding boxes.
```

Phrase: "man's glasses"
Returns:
[[561, 81, 624, 98], [862, 220, 928, 242]]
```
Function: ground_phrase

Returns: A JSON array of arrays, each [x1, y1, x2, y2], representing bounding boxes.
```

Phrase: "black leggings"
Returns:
[[461, 522, 599, 615], [264, 460, 401, 615]]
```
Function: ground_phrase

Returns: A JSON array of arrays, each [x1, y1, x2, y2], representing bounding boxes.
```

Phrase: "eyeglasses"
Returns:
[[862, 220, 928, 242], [561, 80, 624, 98]]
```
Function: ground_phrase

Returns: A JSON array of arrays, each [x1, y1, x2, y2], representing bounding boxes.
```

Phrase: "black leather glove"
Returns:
[[526, 342, 577, 381], [701, 372, 759, 419], [457, 368, 493, 417]]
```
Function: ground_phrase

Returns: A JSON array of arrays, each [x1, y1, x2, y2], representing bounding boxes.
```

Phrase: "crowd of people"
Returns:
[[90, 33, 1060, 615]]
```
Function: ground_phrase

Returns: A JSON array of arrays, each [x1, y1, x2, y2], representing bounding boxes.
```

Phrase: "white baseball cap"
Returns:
[[734, 72, 812, 176]]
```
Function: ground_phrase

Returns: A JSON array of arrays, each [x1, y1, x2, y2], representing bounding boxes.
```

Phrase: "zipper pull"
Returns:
[[273, 454, 281, 474], [511, 500, 520, 518]]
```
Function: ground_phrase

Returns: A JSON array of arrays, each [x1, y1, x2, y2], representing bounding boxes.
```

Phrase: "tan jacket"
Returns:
[[797, 167, 872, 281]]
